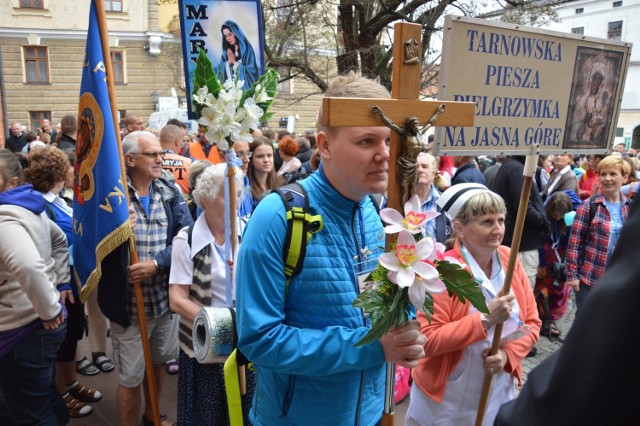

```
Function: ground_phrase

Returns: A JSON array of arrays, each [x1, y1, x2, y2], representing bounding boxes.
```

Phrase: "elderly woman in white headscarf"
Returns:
[[168, 163, 255, 425], [406, 183, 540, 426]]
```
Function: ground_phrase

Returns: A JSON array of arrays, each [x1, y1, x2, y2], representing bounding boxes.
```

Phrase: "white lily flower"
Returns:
[[253, 87, 272, 104], [193, 87, 209, 105], [243, 98, 264, 121], [198, 106, 219, 128], [204, 92, 216, 107]]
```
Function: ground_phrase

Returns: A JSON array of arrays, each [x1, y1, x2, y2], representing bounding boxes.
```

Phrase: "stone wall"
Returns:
[[0, 36, 184, 130]]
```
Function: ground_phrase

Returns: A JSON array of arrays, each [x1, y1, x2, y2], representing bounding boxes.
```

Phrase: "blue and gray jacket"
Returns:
[[237, 168, 387, 425]]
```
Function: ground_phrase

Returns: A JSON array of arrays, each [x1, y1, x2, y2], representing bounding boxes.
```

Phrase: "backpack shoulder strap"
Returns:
[[187, 222, 196, 247], [273, 183, 323, 293], [589, 194, 597, 223], [368, 193, 385, 214], [43, 202, 56, 221]]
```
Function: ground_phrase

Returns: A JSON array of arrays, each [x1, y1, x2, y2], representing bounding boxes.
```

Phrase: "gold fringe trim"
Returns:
[[78, 219, 133, 302]]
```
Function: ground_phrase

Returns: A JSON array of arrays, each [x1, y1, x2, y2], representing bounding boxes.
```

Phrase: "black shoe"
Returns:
[[526, 346, 538, 358]]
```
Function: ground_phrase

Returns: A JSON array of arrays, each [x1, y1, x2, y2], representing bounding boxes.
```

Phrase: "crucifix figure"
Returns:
[[321, 24, 474, 222], [321, 22, 474, 425], [372, 104, 446, 203]]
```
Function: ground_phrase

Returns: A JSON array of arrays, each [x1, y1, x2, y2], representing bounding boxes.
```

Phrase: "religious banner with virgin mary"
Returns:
[[178, 0, 266, 118]]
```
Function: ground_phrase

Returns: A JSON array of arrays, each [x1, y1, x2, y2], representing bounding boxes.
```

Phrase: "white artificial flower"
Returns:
[[223, 79, 244, 102], [253, 85, 272, 104], [193, 87, 209, 105], [198, 106, 218, 128], [242, 98, 264, 131], [204, 92, 216, 107]]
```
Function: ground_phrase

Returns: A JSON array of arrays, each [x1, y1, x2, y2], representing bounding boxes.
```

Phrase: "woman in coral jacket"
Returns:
[[405, 183, 541, 426]]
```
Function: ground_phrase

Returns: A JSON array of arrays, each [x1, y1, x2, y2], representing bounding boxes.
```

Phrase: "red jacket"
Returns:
[[411, 241, 541, 402], [578, 169, 599, 199]]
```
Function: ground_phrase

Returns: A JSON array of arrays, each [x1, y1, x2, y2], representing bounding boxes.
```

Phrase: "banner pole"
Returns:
[[93, 1, 161, 425], [226, 162, 246, 395], [474, 144, 539, 426]]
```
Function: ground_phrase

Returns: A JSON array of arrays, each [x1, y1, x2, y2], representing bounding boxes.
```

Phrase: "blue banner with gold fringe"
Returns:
[[74, 0, 132, 301]]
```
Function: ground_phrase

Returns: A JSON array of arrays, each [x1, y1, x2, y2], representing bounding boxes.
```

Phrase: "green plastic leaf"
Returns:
[[191, 49, 222, 116], [242, 68, 280, 122], [354, 285, 412, 347], [437, 260, 489, 314]]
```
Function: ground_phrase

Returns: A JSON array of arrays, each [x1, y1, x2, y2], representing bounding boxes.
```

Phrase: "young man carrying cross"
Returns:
[[236, 72, 427, 425]]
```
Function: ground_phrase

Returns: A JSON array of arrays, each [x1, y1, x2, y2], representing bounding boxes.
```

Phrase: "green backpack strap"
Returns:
[[273, 183, 324, 294]]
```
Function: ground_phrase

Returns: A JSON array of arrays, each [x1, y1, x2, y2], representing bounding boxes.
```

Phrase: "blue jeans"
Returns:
[[0, 323, 68, 426]]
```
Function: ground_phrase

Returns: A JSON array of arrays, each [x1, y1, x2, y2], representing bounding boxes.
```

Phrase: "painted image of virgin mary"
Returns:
[[216, 20, 259, 90]]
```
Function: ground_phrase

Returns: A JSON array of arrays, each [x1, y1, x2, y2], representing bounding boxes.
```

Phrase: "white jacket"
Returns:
[[0, 204, 69, 331]]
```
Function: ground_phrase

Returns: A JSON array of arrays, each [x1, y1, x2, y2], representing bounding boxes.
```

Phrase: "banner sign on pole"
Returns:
[[178, 0, 266, 119], [435, 15, 632, 155]]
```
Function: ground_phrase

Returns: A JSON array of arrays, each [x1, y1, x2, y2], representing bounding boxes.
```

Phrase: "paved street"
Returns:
[[521, 300, 575, 384], [69, 302, 575, 426]]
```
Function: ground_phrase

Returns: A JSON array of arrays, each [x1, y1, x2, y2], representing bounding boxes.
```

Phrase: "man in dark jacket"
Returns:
[[57, 114, 77, 151], [6, 122, 27, 152], [295, 137, 313, 163], [495, 197, 640, 426], [451, 156, 485, 185], [41, 119, 57, 143], [491, 156, 548, 290]]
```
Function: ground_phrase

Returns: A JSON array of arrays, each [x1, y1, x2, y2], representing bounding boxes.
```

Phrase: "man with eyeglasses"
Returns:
[[233, 140, 253, 217], [159, 124, 192, 195], [115, 131, 193, 426]]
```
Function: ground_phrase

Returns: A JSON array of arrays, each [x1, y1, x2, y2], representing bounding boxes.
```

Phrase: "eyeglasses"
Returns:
[[131, 151, 165, 159], [236, 151, 252, 159]]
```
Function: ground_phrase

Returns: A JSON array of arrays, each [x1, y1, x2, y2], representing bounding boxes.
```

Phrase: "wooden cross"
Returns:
[[321, 22, 475, 425], [321, 22, 474, 227]]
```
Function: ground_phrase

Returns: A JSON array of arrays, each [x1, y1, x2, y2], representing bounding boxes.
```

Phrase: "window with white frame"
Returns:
[[104, 0, 122, 12], [24, 46, 49, 84], [111, 50, 125, 84]]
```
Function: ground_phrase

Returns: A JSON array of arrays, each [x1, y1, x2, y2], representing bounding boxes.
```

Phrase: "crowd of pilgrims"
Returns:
[[0, 111, 636, 425]]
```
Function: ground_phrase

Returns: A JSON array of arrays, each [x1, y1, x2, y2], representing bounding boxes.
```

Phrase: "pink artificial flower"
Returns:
[[380, 195, 440, 235], [378, 230, 441, 290]]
